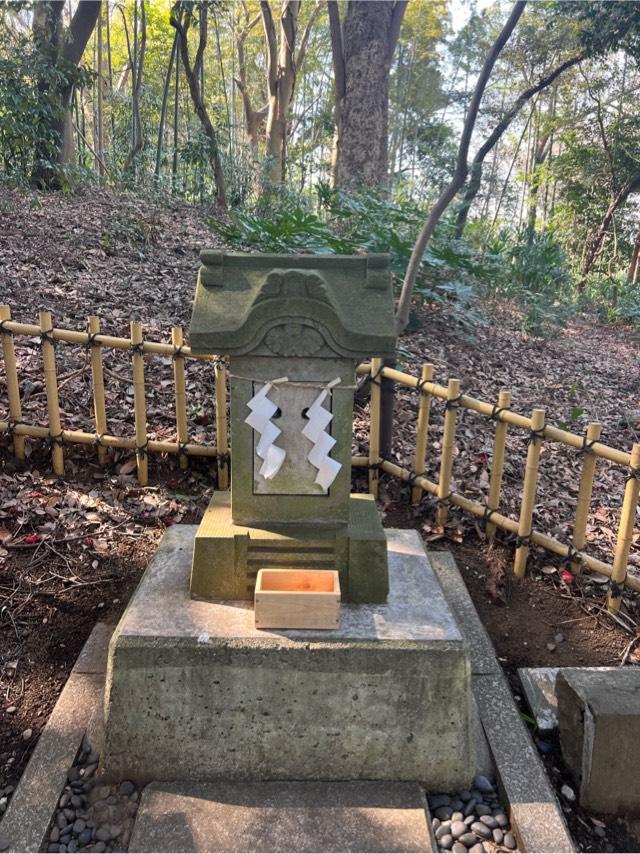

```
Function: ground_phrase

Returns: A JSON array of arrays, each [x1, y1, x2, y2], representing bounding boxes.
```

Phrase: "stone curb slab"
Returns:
[[129, 781, 433, 853], [0, 623, 112, 853]]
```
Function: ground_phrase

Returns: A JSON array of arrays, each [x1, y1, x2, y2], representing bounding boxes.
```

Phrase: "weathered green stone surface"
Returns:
[[191, 491, 388, 603], [190, 252, 396, 359]]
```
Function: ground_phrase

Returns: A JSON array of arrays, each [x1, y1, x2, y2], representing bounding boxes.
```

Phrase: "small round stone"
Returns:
[[96, 827, 111, 843], [469, 846, 484, 854], [459, 833, 477, 847], [82, 764, 98, 779], [67, 842, 77, 853], [118, 782, 135, 797], [56, 814, 67, 830], [109, 826, 122, 839], [449, 799, 464, 812], [451, 812, 464, 823], [463, 799, 476, 817], [48, 846, 59, 854], [439, 834, 453, 849], [0, 837, 9, 853], [92, 844, 107, 854], [67, 768, 81, 783], [475, 803, 491, 817], [435, 823, 452, 841], [434, 806, 452, 821], [479, 815, 498, 829], [50, 828, 60, 843], [458, 790, 471, 802], [63, 809, 75, 822], [78, 829, 93, 846], [473, 775, 494, 795], [470, 822, 491, 840], [464, 815, 475, 827], [59, 794, 69, 809], [492, 828, 504, 845], [72, 819, 85, 835], [429, 794, 451, 810], [494, 812, 509, 828], [594, 826, 606, 839], [432, 818, 441, 831], [560, 784, 575, 802], [451, 844, 467, 854], [504, 831, 516, 849], [450, 821, 467, 839]]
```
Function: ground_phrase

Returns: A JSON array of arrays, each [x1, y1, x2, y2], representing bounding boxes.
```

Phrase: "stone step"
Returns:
[[128, 781, 433, 853]]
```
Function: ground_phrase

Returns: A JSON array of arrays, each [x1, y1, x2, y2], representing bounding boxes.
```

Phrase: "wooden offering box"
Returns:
[[255, 569, 340, 630]]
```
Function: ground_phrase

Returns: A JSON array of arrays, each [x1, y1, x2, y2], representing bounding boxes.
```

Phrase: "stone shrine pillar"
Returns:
[[189, 251, 396, 603]]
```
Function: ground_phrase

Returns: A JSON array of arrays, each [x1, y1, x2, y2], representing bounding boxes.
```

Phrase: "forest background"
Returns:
[[2, 0, 640, 336]]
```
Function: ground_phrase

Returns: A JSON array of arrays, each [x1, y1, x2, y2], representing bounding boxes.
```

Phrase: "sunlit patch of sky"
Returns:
[[450, 0, 496, 33]]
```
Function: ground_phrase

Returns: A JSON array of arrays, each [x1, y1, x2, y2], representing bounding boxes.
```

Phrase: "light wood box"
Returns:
[[254, 568, 341, 630]]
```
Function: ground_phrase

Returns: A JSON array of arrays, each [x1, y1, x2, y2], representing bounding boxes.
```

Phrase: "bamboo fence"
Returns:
[[1, 307, 639, 611]]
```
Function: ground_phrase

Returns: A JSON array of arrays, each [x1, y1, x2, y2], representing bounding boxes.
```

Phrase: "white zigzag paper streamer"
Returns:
[[245, 380, 287, 480], [302, 378, 342, 490]]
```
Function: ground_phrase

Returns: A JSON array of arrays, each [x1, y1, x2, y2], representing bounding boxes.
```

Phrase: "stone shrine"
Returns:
[[100, 251, 472, 788], [189, 251, 395, 603]]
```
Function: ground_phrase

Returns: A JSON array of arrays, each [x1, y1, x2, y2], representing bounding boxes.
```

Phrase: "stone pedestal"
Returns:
[[102, 526, 472, 789]]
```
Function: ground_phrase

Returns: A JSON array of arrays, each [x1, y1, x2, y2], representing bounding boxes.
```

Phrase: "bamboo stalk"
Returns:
[[436, 378, 461, 527], [379, 458, 640, 593], [571, 421, 602, 575], [39, 311, 64, 476], [411, 363, 434, 504], [88, 316, 108, 465], [486, 390, 512, 541], [607, 442, 640, 612], [172, 326, 189, 470], [130, 320, 148, 486], [514, 408, 545, 577], [369, 357, 383, 498], [0, 319, 213, 360], [214, 360, 229, 490], [0, 306, 25, 460]]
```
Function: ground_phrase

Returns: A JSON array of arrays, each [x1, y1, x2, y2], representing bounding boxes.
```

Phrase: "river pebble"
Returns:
[[428, 782, 519, 852]]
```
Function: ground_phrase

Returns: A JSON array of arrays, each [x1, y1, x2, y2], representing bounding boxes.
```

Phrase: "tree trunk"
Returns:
[[328, 0, 406, 193], [628, 228, 640, 284], [396, 1, 525, 333], [122, 0, 146, 173], [171, 1, 227, 208], [31, 1, 101, 187]]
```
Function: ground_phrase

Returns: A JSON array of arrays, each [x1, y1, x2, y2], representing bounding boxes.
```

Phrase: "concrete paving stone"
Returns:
[[474, 672, 574, 853], [519, 667, 616, 733], [102, 527, 473, 788], [128, 781, 434, 853], [557, 667, 640, 814], [71, 623, 114, 676]]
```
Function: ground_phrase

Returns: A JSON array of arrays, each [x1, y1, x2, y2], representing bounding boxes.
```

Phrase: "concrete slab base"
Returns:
[[129, 781, 433, 853], [557, 668, 640, 815], [519, 666, 616, 733], [102, 526, 473, 788]]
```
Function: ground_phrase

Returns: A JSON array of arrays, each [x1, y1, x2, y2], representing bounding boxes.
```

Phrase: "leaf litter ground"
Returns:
[[1, 185, 639, 851]]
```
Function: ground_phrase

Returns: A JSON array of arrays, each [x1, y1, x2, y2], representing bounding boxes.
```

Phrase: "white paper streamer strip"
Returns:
[[302, 377, 342, 490], [245, 379, 287, 480]]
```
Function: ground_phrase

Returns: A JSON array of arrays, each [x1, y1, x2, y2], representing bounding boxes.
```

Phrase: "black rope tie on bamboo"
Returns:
[[444, 394, 463, 412], [609, 580, 623, 600], [85, 332, 100, 350], [579, 437, 598, 455], [172, 345, 185, 361], [94, 432, 106, 447], [369, 365, 384, 388], [47, 432, 64, 448], [562, 540, 581, 567], [0, 319, 14, 336], [415, 378, 431, 396], [217, 452, 230, 466], [178, 442, 190, 457], [482, 506, 497, 526], [131, 341, 145, 356], [367, 461, 383, 472], [136, 439, 149, 459], [515, 532, 532, 548], [490, 405, 507, 422], [436, 492, 453, 508], [407, 470, 425, 488], [40, 328, 55, 347], [528, 426, 545, 446], [626, 467, 640, 484]]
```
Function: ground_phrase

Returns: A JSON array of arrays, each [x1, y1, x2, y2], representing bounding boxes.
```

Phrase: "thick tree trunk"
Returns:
[[628, 228, 640, 284], [31, 0, 101, 187], [329, 0, 406, 192]]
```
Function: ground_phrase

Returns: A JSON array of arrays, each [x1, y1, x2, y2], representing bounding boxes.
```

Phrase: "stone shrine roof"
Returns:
[[189, 251, 396, 358]]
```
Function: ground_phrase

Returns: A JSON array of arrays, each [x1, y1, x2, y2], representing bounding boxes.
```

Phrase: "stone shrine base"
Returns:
[[101, 526, 473, 789]]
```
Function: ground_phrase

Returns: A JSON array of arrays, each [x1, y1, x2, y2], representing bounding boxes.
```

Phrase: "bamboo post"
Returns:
[[0, 306, 25, 461], [607, 442, 640, 613], [369, 357, 383, 498], [411, 363, 434, 504], [88, 316, 108, 465], [436, 378, 461, 528], [130, 320, 148, 486], [214, 359, 229, 489], [39, 310, 64, 476], [571, 421, 602, 574], [486, 390, 512, 541], [172, 326, 189, 470], [514, 408, 546, 578]]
